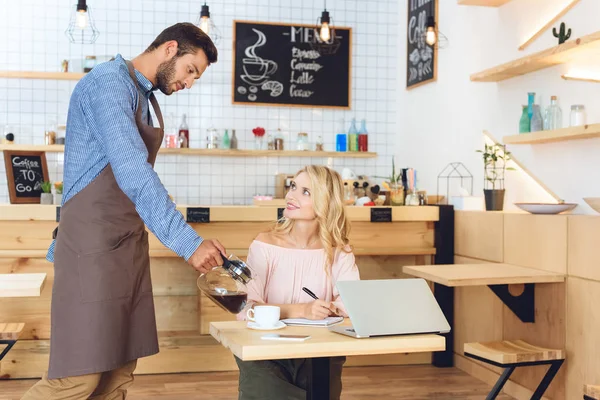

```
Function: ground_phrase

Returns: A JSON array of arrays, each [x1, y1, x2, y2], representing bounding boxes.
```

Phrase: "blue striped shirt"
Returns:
[[46, 54, 202, 262]]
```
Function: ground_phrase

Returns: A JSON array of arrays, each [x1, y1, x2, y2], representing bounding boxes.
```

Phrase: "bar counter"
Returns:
[[0, 204, 444, 378]]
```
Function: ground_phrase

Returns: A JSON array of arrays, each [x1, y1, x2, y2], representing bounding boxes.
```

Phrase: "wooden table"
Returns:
[[0, 273, 47, 297], [402, 263, 565, 365], [210, 320, 445, 399]]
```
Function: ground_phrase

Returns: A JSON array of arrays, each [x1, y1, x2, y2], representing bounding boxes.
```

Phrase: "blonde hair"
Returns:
[[272, 165, 352, 271]]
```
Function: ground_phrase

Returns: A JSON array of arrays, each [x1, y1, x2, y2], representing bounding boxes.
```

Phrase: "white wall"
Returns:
[[398, 0, 600, 214], [0, 0, 399, 205]]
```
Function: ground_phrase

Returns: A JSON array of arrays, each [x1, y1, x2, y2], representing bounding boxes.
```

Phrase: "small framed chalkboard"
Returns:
[[370, 207, 392, 223], [186, 207, 210, 223], [3, 150, 49, 204], [233, 21, 351, 108], [277, 207, 285, 221], [406, 0, 438, 89]]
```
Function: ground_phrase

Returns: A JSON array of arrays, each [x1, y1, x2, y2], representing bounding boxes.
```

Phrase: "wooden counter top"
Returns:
[[402, 264, 565, 287], [0, 273, 46, 297], [0, 204, 440, 222]]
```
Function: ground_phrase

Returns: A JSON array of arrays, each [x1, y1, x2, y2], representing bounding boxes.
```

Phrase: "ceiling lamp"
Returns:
[[65, 0, 99, 44], [317, 1, 332, 42], [197, 2, 221, 45]]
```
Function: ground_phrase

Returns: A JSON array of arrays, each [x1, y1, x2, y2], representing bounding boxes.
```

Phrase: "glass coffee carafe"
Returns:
[[197, 254, 254, 314]]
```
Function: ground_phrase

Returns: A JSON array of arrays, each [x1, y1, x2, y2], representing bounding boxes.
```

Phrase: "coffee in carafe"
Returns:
[[197, 254, 253, 314]]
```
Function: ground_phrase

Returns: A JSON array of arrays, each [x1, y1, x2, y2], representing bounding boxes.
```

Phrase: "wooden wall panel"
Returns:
[[150, 257, 198, 296], [455, 211, 503, 262], [504, 214, 567, 274], [502, 282, 566, 400], [453, 256, 504, 374], [0, 222, 57, 250], [568, 216, 600, 281], [566, 277, 600, 400], [154, 296, 198, 332]]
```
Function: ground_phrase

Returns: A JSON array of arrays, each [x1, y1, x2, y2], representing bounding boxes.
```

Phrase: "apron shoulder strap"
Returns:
[[124, 60, 144, 123], [148, 93, 164, 131]]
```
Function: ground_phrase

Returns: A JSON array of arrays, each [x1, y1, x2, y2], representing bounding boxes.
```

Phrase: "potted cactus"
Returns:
[[54, 181, 63, 205], [553, 22, 571, 45], [40, 181, 53, 205]]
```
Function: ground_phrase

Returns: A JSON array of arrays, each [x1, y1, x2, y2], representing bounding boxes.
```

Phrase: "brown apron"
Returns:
[[48, 60, 164, 379]]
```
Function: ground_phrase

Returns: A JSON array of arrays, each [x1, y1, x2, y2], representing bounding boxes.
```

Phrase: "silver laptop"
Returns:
[[329, 278, 450, 338]]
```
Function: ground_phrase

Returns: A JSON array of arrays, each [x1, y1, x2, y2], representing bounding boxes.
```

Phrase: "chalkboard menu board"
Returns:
[[3, 150, 49, 204], [406, 0, 438, 89], [233, 21, 351, 108]]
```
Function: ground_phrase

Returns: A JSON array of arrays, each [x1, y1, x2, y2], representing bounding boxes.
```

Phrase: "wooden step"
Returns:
[[0, 322, 24, 340], [585, 384, 600, 399], [464, 340, 564, 365]]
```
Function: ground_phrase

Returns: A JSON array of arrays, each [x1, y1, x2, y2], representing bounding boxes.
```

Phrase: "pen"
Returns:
[[302, 287, 340, 317]]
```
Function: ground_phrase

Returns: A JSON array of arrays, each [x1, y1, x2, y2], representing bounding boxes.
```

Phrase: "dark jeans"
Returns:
[[235, 356, 346, 400]]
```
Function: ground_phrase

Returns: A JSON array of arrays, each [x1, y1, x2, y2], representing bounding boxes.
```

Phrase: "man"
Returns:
[[22, 23, 223, 399]]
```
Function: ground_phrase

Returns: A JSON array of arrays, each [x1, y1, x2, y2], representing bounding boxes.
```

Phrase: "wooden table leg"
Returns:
[[309, 357, 331, 400]]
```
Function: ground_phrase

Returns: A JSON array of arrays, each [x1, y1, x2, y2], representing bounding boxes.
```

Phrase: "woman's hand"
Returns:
[[302, 300, 336, 320]]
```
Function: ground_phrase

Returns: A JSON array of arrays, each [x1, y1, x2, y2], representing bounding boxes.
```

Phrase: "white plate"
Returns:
[[247, 321, 286, 331], [514, 203, 577, 215]]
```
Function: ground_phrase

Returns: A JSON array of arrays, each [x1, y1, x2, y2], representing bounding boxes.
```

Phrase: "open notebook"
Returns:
[[281, 316, 344, 327]]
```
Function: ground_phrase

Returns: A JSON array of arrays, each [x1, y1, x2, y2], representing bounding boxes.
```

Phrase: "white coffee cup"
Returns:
[[247, 305, 280, 327]]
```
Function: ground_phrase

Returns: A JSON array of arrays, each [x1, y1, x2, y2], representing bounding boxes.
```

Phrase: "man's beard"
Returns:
[[155, 56, 178, 95]]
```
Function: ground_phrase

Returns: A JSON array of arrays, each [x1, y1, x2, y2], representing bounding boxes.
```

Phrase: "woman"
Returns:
[[236, 165, 360, 400]]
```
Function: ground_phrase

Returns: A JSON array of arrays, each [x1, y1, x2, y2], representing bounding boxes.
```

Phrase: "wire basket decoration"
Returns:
[[435, 162, 473, 205]]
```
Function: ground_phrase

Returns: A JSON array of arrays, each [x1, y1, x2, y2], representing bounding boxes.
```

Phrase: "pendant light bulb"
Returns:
[[76, 10, 88, 29], [319, 10, 331, 42], [425, 16, 437, 46], [199, 3, 211, 35]]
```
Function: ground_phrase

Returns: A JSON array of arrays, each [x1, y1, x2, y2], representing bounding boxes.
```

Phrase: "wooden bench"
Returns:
[[0, 322, 25, 361], [585, 384, 600, 400], [464, 340, 565, 400]]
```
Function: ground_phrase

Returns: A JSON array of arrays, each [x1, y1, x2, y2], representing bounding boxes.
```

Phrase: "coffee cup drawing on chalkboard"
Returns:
[[238, 29, 283, 99]]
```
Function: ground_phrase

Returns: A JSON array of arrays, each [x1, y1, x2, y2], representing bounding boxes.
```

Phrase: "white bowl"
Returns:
[[583, 198, 600, 214], [514, 203, 577, 215]]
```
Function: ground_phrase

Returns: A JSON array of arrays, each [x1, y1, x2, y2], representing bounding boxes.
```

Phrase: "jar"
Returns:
[[315, 135, 324, 151], [274, 134, 284, 150], [196, 254, 254, 314], [207, 127, 220, 149], [570, 105, 586, 127], [44, 117, 57, 145], [389, 183, 405, 206], [84, 56, 96, 73], [296, 132, 309, 151], [267, 134, 275, 150]]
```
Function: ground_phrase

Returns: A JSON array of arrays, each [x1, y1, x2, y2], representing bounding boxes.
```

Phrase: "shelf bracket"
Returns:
[[487, 283, 535, 323]]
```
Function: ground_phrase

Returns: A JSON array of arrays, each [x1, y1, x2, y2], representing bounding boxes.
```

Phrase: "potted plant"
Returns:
[[54, 181, 63, 205], [375, 157, 404, 206], [40, 181, 53, 205], [477, 144, 514, 211]]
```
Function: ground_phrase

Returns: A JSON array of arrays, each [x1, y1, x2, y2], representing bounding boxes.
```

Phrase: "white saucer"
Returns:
[[247, 321, 286, 331]]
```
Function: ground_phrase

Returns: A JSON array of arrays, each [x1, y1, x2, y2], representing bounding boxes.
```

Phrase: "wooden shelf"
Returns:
[[402, 263, 565, 287], [458, 0, 513, 6], [0, 71, 86, 80], [471, 30, 600, 82], [503, 123, 600, 144], [0, 144, 376, 158]]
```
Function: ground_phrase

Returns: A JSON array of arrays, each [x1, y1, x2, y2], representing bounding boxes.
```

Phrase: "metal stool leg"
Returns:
[[0, 340, 17, 362], [487, 366, 515, 400], [530, 359, 564, 400]]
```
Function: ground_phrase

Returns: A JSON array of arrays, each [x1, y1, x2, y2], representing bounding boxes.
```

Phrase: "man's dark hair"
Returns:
[[146, 22, 218, 64]]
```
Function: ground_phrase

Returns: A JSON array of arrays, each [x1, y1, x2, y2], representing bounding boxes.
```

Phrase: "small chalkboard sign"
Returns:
[[3, 150, 49, 204], [370, 207, 392, 223], [406, 0, 438, 89], [186, 207, 210, 223], [277, 207, 285, 220]]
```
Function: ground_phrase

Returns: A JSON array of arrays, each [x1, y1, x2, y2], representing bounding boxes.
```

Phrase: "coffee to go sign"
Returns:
[[3, 150, 50, 204]]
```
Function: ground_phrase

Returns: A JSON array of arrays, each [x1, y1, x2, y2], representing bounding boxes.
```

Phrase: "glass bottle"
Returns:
[[519, 105, 530, 134], [315, 135, 324, 151], [543, 96, 563, 130], [178, 114, 189, 148], [296, 133, 309, 151], [230, 129, 238, 149], [358, 119, 368, 152], [267, 134, 275, 150], [530, 104, 543, 132], [222, 129, 231, 149], [570, 105, 586, 127], [527, 92, 535, 122], [274, 128, 284, 150], [164, 113, 177, 148], [347, 118, 358, 152], [335, 118, 347, 152], [45, 117, 57, 145]]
